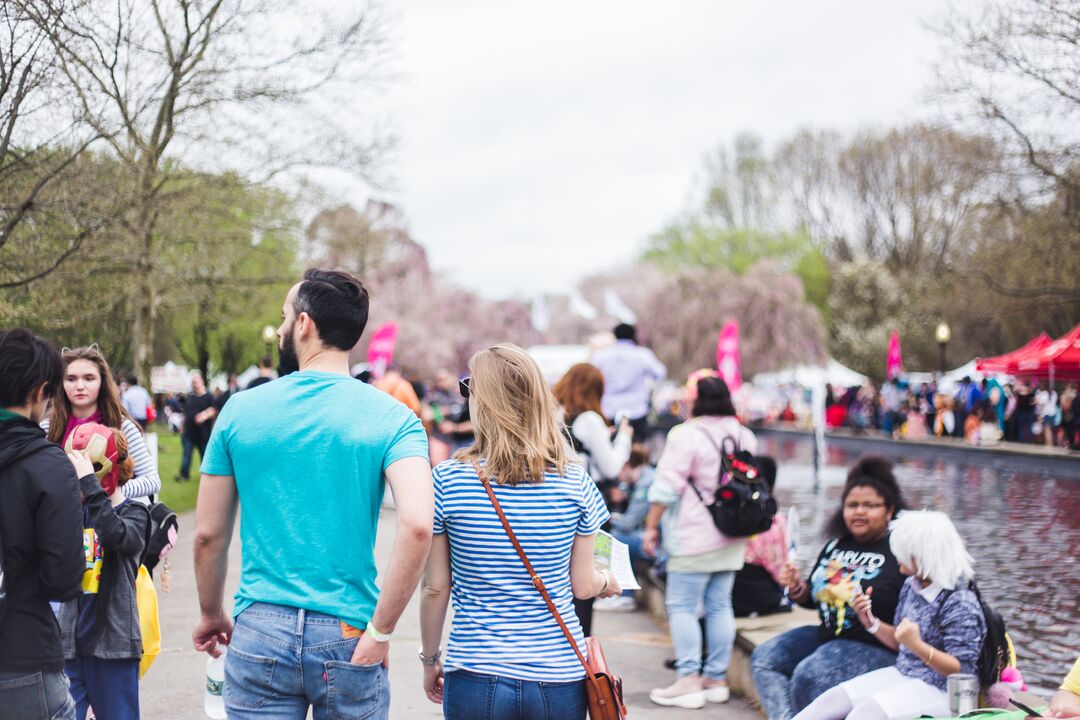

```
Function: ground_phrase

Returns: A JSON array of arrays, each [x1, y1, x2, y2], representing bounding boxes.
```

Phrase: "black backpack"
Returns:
[[939, 581, 1013, 689], [140, 501, 179, 573], [970, 582, 1013, 689], [687, 431, 778, 537]]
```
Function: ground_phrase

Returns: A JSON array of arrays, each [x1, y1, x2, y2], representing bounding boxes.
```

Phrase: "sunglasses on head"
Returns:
[[459, 377, 471, 398]]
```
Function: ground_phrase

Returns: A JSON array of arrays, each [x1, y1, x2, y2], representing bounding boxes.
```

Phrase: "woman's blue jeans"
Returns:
[[443, 669, 586, 720], [666, 570, 736, 680], [750, 625, 897, 720]]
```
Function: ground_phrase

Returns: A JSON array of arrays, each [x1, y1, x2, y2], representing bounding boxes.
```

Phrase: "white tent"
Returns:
[[752, 359, 869, 389], [527, 345, 591, 384]]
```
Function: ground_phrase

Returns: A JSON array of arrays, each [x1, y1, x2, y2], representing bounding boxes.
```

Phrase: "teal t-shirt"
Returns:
[[201, 370, 429, 628]]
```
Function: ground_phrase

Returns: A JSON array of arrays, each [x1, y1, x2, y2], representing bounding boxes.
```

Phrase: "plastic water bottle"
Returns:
[[204, 647, 227, 719]]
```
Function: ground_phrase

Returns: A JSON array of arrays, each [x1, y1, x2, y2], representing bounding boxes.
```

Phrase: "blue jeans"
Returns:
[[0, 670, 75, 720], [666, 570, 736, 680], [65, 657, 139, 720], [750, 625, 897, 720], [179, 434, 194, 478], [443, 670, 586, 720], [224, 602, 389, 720]]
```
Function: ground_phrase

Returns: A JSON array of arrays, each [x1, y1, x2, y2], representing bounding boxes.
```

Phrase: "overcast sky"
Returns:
[[339, 0, 975, 300]]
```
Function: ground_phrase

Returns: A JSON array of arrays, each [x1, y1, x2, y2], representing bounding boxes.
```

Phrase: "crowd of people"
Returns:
[[764, 376, 1080, 449], [840, 376, 1078, 448], [1, 268, 1078, 720]]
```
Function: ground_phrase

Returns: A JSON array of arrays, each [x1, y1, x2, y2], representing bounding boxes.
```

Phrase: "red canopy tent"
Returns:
[[976, 333, 1053, 374], [1009, 323, 1080, 381]]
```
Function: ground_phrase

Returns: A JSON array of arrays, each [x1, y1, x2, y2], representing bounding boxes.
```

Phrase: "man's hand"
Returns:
[[193, 610, 233, 658], [350, 632, 390, 668]]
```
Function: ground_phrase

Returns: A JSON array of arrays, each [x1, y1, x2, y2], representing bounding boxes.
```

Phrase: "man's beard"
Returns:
[[278, 326, 300, 376]]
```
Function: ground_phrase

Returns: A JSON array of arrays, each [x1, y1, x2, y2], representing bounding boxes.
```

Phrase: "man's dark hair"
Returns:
[[613, 323, 636, 342], [823, 455, 909, 539], [0, 328, 64, 408], [128, 374, 140, 386], [259, 356, 273, 369], [294, 269, 369, 350], [692, 376, 736, 417]]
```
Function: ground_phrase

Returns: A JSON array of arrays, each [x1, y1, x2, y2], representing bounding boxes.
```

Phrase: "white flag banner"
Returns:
[[531, 295, 550, 333], [603, 289, 637, 324], [568, 290, 598, 320]]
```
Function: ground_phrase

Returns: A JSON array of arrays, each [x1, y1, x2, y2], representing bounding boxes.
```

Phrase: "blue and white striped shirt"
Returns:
[[434, 459, 609, 682]]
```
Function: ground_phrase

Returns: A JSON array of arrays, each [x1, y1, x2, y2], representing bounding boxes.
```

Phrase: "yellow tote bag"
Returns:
[[136, 565, 161, 678]]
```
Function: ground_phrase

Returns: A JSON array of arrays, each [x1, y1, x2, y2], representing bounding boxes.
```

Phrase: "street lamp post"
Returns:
[[262, 325, 276, 363], [935, 322, 951, 376]]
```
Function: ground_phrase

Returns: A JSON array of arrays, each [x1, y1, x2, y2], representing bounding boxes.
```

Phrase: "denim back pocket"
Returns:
[[224, 644, 278, 711], [324, 660, 386, 720]]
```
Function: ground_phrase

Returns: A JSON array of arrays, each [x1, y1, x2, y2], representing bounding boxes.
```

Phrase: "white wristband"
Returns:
[[365, 622, 393, 643], [867, 618, 881, 634]]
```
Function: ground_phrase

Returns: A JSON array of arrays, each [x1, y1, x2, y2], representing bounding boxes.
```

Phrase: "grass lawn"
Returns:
[[152, 429, 200, 514]]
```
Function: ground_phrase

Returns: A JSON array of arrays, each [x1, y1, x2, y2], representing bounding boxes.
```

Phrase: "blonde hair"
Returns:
[[889, 510, 975, 589], [454, 343, 575, 485]]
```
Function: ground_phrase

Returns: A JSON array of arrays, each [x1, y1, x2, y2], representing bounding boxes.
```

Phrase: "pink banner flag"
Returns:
[[366, 323, 399, 378], [716, 321, 742, 391], [886, 330, 903, 379]]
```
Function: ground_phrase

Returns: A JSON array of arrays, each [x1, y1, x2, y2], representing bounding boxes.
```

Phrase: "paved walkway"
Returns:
[[141, 509, 760, 719]]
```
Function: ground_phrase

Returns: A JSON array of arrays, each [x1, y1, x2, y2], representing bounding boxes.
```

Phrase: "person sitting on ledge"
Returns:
[[1051, 657, 1080, 719], [751, 456, 908, 720]]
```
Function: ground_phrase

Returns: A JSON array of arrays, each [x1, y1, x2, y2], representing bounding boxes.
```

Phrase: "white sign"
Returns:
[[150, 362, 192, 394]]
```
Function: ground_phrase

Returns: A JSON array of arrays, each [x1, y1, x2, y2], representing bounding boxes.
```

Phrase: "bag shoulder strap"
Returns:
[[472, 462, 605, 697], [686, 422, 741, 501]]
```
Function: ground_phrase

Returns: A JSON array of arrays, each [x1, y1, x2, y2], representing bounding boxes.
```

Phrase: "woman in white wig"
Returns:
[[791, 510, 987, 720]]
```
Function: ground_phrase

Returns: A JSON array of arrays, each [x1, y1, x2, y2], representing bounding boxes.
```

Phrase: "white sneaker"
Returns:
[[704, 682, 730, 703], [650, 676, 706, 709], [594, 595, 636, 612]]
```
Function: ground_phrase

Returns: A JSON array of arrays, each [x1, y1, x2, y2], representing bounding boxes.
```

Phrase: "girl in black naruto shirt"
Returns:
[[751, 456, 908, 720]]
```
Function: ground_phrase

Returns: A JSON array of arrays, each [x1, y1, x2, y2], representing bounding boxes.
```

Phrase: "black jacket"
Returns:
[[0, 415, 85, 672], [59, 476, 149, 660]]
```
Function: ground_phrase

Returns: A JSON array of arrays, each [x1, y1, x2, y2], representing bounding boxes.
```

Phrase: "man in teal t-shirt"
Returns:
[[193, 269, 434, 720]]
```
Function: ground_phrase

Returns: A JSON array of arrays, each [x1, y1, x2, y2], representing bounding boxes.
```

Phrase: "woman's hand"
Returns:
[[67, 449, 95, 479], [852, 586, 875, 629], [642, 527, 660, 557], [894, 617, 922, 649], [596, 570, 622, 599], [617, 417, 632, 436], [780, 562, 807, 600], [1048, 688, 1080, 719], [423, 661, 444, 704]]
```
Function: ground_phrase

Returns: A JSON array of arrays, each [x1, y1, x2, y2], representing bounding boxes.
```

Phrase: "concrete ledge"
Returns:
[[730, 609, 818, 709], [636, 573, 817, 709]]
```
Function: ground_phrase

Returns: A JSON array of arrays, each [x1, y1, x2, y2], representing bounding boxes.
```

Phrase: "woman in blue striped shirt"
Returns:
[[419, 343, 622, 720]]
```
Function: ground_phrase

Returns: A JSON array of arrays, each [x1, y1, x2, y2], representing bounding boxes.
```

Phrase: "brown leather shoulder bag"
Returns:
[[474, 462, 628, 720]]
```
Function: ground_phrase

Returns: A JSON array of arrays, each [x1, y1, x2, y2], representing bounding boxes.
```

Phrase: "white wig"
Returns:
[[889, 510, 975, 589]]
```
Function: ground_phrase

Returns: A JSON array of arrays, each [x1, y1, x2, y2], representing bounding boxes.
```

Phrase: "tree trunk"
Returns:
[[131, 164, 158, 385]]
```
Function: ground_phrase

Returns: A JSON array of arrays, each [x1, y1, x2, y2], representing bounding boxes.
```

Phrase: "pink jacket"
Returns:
[[649, 416, 758, 557]]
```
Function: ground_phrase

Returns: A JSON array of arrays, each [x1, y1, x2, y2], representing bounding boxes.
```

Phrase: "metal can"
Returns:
[[948, 673, 980, 716]]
